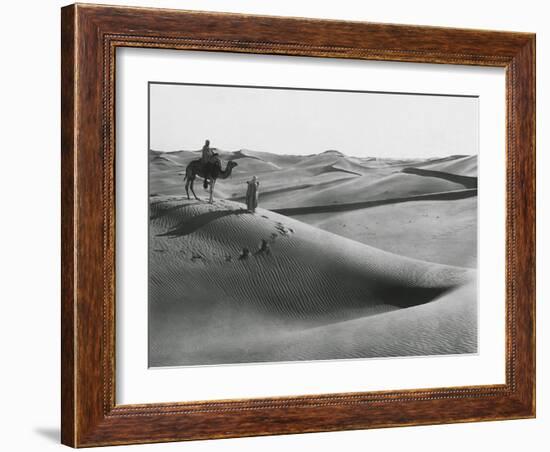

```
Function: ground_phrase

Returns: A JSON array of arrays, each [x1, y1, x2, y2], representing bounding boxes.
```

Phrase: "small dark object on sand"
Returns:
[[238, 248, 251, 260], [191, 252, 203, 261], [275, 223, 293, 236], [225, 255, 232, 262], [256, 239, 271, 255]]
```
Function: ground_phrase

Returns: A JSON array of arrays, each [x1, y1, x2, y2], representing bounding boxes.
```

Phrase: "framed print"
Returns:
[[61, 3, 536, 447]]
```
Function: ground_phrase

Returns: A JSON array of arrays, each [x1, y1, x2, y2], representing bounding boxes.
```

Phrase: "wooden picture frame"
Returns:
[[61, 3, 535, 447]]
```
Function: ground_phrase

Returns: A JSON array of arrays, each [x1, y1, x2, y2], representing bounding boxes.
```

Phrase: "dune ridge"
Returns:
[[293, 197, 477, 268], [271, 188, 476, 216], [401, 167, 477, 188], [148, 149, 477, 210], [423, 154, 477, 176]]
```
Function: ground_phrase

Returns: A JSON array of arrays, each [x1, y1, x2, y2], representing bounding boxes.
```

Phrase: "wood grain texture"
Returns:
[[60, 5, 76, 447], [61, 3, 536, 447]]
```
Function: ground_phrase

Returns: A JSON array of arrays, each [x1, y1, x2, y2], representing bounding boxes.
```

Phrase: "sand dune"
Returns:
[[149, 149, 477, 208], [293, 197, 477, 268], [294, 150, 346, 166], [150, 149, 197, 165], [148, 148, 478, 366], [232, 157, 282, 174], [423, 154, 477, 176], [232, 149, 304, 168], [273, 171, 465, 209], [149, 155, 184, 169], [401, 167, 477, 188], [262, 281, 477, 361], [150, 149, 358, 199], [272, 188, 477, 216], [149, 197, 475, 366], [295, 150, 371, 174]]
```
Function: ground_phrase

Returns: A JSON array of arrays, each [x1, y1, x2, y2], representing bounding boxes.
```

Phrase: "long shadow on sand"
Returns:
[[402, 167, 477, 188], [272, 188, 477, 216], [150, 200, 202, 221], [373, 284, 452, 309], [229, 176, 352, 203], [158, 208, 249, 238]]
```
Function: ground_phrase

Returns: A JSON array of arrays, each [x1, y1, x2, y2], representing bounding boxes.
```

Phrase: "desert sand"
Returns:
[[148, 149, 478, 366], [294, 197, 477, 268], [423, 154, 478, 176]]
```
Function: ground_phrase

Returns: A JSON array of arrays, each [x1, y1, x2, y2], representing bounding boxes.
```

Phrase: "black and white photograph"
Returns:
[[148, 82, 479, 367]]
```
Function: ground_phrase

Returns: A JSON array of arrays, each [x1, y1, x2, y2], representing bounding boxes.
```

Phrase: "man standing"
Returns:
[[246, 175, 260, 213]]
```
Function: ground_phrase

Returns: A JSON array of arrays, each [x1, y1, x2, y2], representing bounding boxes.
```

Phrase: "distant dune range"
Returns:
[[149, 148, 477, 265], [271, 188, 477, 216], [148, 148, 478, 365], [149, 149, 477, 205], [423, 154, 477, 177]]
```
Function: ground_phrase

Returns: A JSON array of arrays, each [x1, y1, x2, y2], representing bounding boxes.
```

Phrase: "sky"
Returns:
[[149, 82, 478, 159]]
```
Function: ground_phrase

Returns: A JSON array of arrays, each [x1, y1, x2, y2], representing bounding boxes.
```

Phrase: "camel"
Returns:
[[184, 158, 238, 203]]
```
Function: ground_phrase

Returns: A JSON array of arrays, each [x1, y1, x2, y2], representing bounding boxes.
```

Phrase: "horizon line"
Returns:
[[149, 147, 476, 161]]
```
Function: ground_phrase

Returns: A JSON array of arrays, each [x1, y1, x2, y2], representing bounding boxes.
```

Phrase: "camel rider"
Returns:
[[201, 139, 219, 189], [201, 139, 214, 165]]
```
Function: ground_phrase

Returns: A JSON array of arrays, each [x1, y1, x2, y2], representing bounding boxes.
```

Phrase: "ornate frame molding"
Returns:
[[62, 4, 535, 447]]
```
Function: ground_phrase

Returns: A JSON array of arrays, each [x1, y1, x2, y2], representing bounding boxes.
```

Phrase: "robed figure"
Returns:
[[246, 176, 260, 212]]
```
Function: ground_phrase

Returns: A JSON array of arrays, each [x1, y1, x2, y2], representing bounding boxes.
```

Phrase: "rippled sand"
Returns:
[[148, 197, 476, 367]]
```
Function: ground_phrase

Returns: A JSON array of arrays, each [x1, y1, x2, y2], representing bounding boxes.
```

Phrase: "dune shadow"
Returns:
[[373, 284, 452, 309], [402, 167, 477, 188], [315, 164, 362, 177], [229, 177, 352, 203], [149, 200, 202, 220], [272, 188, 477, 216], [158, 208, 249, 238]]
